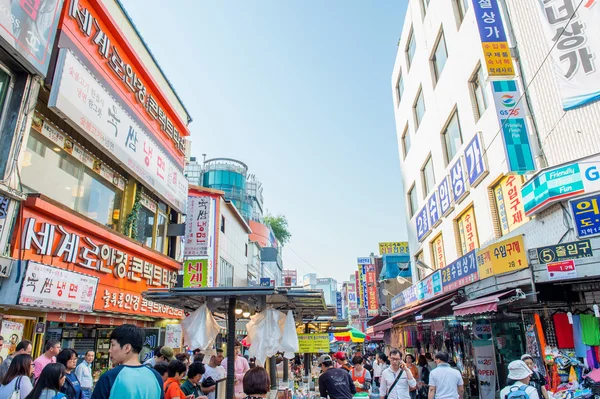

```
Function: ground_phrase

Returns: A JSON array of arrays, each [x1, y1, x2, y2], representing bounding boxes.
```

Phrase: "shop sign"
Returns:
[[185, 196, 212, 257], [378, 242, 409, 255], [457, 207, 479, 256], [428, 193, 441, 227], [450, 157, 469, 204], [474, 339, 497, 399], [473, 319, 493, 340], [546, 259, 577, 281], [366, 269, 378, 317], [402, 285, 419, 307], [431, 234, 446, 270], [571, 194, 600, 238], [441, 250, 478, 294], [297, 334, 329, 353], [336, 292, 343, 319], [391, 292, 405, 312], [416, 205, 431, 242], [522, 154, 600, 216], [259, 277, 272, 287], [417, 271, 442, 301], [465, 133, 489, 187], [477, 235, 528, 278], [347, 282, 358, 315], [361, 265, 369, 310], [0, 320, 24, 359], [19, 261, 98, 312], [183, 259, 208, 288], [66, 0, 186, 156], [97, 286, 183, 318], [471, 0, 515, 78], [357, 257, 371, 265], [165, 324, 182, 349], [492, 81, 535, 174], [437, 177, 454, 217], [354, 271, 361, 309], [535, 0, 600, 110], [49, 49, 188, 213], [140, 193, 157, 213], [494, 175, 528, 235], [46, 312, 154, 328], [536, 239, 593, 264], [0, 0, 64, 76]]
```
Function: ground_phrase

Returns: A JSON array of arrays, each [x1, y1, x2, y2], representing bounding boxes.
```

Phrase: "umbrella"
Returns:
[[241, 336, 251, 347], [333, 327, 370, 343]]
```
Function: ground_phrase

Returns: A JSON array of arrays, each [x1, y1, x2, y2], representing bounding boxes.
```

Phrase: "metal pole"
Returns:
[[283, 358, 289, 382], [226, 297, 236, 399], [303, 323, 310, 376], [269, 356, 277, 389]]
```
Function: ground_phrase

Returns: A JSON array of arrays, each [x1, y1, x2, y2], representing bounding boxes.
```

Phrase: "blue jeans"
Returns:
[[82, 388, 93, 399]]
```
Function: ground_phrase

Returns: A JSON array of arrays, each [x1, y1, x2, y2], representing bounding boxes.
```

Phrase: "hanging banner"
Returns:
[[432, 234, 446, 270], [0, 320, 24, 359], [336, 292, 343, 319], [366, 268, 379, 317], [494, 175, 529, 235], [297, 334, 330, 353], [474, 338, 497, 399], [347, 282, 358, 315], [183, 259, 208, 288], [535, 0, 600, 110], [458, 207, 479, 256]]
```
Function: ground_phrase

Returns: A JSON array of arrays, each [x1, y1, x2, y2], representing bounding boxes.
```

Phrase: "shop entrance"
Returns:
[[492, 321, 525, 385]]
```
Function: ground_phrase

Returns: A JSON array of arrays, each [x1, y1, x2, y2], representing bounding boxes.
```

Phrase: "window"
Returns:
[[245, 243, 248, 257], [402, 126, 411, 158], [456, 206, 479, 255], [421, 156, 435, 196], [442, 111, 463, 163], [136, 206, 155, 247], [431, 31, 448, 83], [155, 211, 167, 253], [415, 250, 425, 280], [470, 65, 489, 121], [455, 0, 469, 23], [221, 215, 226, 233], [408, 184, 418, 218], [420, 0, 429, 17], [0, 67, 13, 179], [396, 72, 404, 105], [406, 29, 416, 70], [413, 88, 426, 130]]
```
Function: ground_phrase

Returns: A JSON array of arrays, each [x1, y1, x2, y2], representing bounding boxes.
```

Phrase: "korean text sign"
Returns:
[[471, 0, 515, 77], [417, 271, 442, 301], [416, 205, 431, 242], [378, 242, 409, 255], [441, 250, 479, 293], [366, 268, 379, 316], [477, 235, 527, 278], [183, 259, 208, 288], [494, 175, 528, 235], [571, 194, 600, 238], [297, 334, 330, 353], [537, 239, 593, 263]]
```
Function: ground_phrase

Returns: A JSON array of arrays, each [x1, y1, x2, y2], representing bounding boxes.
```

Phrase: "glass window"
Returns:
[[402, 126, 411, 158], [21, 130, 122, 228], [456, 0, 469, 23], [406, 29, 416, 70], [421, 0, 429, 16], [414, 89, 426, 130], [432, 31, 448, 83], [155, 212, 167, 253], [421, 156, 435, 196], [408, 184, 417, 218], [0, 67, 12, 179], [396, 73, 404, 105], [471, 65, 489, 121], [137, 206, 155, 247], [443, 111, 463, 163]]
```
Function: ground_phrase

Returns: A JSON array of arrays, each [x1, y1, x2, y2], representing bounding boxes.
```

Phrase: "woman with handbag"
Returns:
[[0, 354, 34, 399], [416, 356, 430, 399]]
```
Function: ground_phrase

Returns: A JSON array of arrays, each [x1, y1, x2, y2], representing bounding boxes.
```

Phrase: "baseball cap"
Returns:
[[160, 346, 175, 361], [318, 354, 332, 365], [334, 351, 347, 361]]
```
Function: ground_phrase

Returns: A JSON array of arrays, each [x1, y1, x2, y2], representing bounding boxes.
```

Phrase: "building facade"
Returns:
[[315, 277, 337, 306], [282, 269, 298, 286]]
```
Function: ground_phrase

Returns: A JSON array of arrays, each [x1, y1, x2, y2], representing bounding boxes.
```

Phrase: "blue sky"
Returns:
[[121, 0, 409, 283]]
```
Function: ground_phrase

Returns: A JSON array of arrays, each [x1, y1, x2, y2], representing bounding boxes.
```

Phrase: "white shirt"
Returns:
[[373, 362, 384, 378], [500, 381, 540, 399], [379, 367, 416, 399], [202, 364, 226, 399], [74, 360, 94, 389], [429, 364, 463, 399]]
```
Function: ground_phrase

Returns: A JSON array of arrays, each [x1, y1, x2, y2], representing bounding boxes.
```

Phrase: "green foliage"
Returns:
[[123, 185, 142, 240], [263, 214, 291, 245]]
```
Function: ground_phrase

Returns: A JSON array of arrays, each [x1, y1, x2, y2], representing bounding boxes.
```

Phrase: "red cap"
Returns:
[[334, 351, 346, 361]]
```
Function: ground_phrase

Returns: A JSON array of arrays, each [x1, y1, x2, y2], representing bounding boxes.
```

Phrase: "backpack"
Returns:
[[506, 385, 531, 399]]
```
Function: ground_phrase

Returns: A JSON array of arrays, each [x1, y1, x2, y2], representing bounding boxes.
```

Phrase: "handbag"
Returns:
[[202, 376, 216, 388], [8, 376, 22, 399], [384, 370, 404, 399]]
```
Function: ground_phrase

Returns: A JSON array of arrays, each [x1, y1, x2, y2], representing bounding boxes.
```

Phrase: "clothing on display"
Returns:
[[553, 314, 575, 349]]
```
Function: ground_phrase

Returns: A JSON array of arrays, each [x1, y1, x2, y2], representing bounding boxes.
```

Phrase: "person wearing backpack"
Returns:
[[0, 354, 34, 399], [499, 360, 540, 399]]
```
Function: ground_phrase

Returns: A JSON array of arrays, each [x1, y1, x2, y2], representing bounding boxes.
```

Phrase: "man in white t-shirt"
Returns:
[[202, 354, 226, 399], [499, 360, 540, 399], [428, 352, 463, 399]]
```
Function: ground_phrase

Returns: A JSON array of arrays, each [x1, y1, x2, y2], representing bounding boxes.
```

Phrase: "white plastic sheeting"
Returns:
[[181, 304, 220, 351], [246, 308, 299, 366]]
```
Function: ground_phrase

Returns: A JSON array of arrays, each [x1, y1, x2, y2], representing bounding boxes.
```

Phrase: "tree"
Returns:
[[263, 214, 291, 245]]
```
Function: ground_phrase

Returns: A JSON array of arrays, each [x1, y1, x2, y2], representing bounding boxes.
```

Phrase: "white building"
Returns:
[[218, 199, 252, 287]]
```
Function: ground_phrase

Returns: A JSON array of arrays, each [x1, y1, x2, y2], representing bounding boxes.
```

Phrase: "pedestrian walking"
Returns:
[[334, 352, 353, 372], [241, 367, 270, 399], [500, 360, 539, 399], [91, 324, 163, 399], [164, 360, 191, 399], [416, 355, 430, 399], [56, 349, 82, 399], [520, 355, 548, 399], [0, 341, 32, 381], [349, 356, 372, 393], [427, 352, 463, 399], [404, 355, 419, 399], [143, 347, 163, 367], [0, 354, 34, 399], [318, 354, 356, 399], [379, 349, 416, 399], [25, 363, 67, 399], [373, 353, 385, 388], [425, 354, 436, 372], [33, 340, 61, 381], [221, 341, 249, 398], [74, 351, 94, 399]]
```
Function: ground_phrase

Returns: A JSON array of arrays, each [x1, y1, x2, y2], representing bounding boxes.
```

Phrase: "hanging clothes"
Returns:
[[534, 314, 547, 356], [580, 314, 600, 346], [572, 315, 588, 357], [553, 313, 575, 348], [544, 314, 558, 347]]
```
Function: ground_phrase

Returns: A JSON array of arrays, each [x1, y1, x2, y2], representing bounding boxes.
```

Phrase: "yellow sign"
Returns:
[[494, 175, 529, 236], [431, 234, 446, 270], [357, 266, 364, 308], [297, 334, 330, 353], [379, 242, 409, 255], [482, 42, 515, 78], [477, 235, 527, 280], [457, 207, 479, 256]]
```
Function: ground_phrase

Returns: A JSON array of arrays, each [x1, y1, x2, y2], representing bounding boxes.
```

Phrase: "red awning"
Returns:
[[391, 293, 455, 321], [370, 333, 385, 341], [453, 290, 517, 316], [366, 326, 375, 335], [373, 319, 393, 332]]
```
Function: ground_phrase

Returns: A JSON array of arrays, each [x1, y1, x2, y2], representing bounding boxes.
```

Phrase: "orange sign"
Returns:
[[47, 312, 156, 327], [458, 207, 479, 255], [13, 196, 183, 319], [59, 0, 189, 164]]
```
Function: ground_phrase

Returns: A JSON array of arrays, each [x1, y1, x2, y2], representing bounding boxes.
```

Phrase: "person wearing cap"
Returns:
[[161, 346, 176, 362], [520, 355, 548, 399], [428, 352, 462, 399], [499, 360, 540, 399], [221, 341, 250, 398], [334, 352, 353, 372], [318, 354, 356, 399]]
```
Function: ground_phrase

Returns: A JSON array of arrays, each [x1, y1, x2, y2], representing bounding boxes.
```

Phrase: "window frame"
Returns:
[[401, 124, 411, 159], [431, 29, 448, 84], [470, 64, 489, 122], [221, 215, 226, 233], [407, 183, 418, 218], [396, 72, 404, 106], [442, 109, 463, 165], [413, 87, 426, 131], [420, 0, 430, 17], [421, 155, 436, 197], [405, 28, 416, 71], [455, 0, 469, 25]]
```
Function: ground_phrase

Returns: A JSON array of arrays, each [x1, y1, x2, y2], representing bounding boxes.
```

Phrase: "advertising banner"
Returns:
[[336, 292, 343, 319], [535, 0, 600, 110], [366, 269, 379, 316], [458, 207, 479, 255], [465, 133, 489, 187], [19, 261, 98, 312], [537, 239, 593, 264], [347, 282, 358, 315], [361, 265, 369, 311], [432, 234, 446, 270], [547, 260, 577, 281], [165, 324, 182, 349], [355, 271, 361, 309], [0, 320, 24, 359], [494, 175, 528, 235], [492, 81, 536, 174], [474, 339, 497, 399], [417, 271, 442, 301], [378, 242, 409, 255], [441, 250, 478, 293], [476, 235, 528, 278], [416, 205, 431, 242], [183, 259, 208, 288], [571, 194, 600, 238], [49, 49, 188, 213], [297, 334, 330, 353]]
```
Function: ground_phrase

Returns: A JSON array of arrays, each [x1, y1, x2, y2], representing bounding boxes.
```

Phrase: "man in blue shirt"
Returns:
[[91, 324, 164, 399], [75, 350, 95, 399]]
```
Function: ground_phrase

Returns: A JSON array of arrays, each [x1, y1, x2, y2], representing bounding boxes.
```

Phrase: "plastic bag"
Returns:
[[247, 308, 286, 366], [181, 304, 220, 351], [280, 310, 299, 359]]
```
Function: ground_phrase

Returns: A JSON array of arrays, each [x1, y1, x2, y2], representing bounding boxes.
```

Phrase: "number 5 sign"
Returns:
[[465, 133, 488, 188]]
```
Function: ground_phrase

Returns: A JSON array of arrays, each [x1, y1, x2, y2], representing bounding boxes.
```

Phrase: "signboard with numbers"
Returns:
[[457, 207, 479, 255], [471, 0, 515, 78], [428, 193, 441, 227], [547, 260, 577, 281], [536, 239, 593, 264], [477, 235, 528, 276], [441, 250, 479, 294], [494, 175, 528, 235], [437, 177, 454, 217], [465, 133, 488, 187], [571, 194, 600, 238], [297, 334, 330, 353], [450, 157, 469, 204], [535, 0, 600, 110], [416, 205, 431, 242]]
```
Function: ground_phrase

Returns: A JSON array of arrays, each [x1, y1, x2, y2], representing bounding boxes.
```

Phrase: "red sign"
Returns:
[[366, 270, 378, 316], [547, 259, 577, 281], [47, 312, 156, 327]]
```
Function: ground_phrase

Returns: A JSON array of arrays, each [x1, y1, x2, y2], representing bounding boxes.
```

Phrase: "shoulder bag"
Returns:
[[8, 376, 22, 399], [384, 369, 404, 399]]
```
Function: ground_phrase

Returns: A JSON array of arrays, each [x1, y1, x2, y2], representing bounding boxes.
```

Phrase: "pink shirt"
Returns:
[[221, 356, 250, 396], [33, 354, 56, 379]]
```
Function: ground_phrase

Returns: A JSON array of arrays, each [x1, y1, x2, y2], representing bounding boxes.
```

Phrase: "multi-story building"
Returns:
[[282, 269, 298, 286], [316, 277, 338, 306], [302, 273, 317, 288]]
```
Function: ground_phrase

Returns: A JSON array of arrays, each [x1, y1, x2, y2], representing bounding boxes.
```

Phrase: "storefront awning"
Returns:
[[373, 319, 393, 332], [370, 332, 385, 341], [366, 326, 375, 335], [453, 289, 520, 316], [391, 293, 455, 322]]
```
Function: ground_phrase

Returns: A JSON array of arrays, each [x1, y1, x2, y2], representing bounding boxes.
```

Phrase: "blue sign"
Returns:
[[471, 0, 508, 43], [571, 194, 600, 238], [437, 177, 454, 216], [441, 251, 478, 293], [336, 292, 343, 319], [450, 157, 468, 203], [391, 293, 405, 312], [465, 134, 487, 187], [428, 193, 440, 227], [357, 257, 371, 265], [402, 285, 419, 306], [416, 205, 431, 242], [417, 270, 442, 301], [259, 278, 272, 287]]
